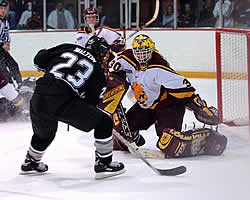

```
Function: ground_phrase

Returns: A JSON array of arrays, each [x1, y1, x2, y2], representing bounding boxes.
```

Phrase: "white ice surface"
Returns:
[[0, 79, 250, 200]]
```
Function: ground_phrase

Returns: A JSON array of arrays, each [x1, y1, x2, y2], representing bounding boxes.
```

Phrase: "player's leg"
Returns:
[[59, 99, 125, 179], [4, 52, 22, 85], [113, 103, 153, 151], [154, 100, 227, 157], [126, 103, 155, 131], [156, 128, 227, 157], [21, 94, 59, 174], [154, 99, 186, 134], [127, 103, 155, 143]]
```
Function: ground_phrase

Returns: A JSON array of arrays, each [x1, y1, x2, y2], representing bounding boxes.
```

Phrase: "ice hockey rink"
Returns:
[[1, 78, 250, 200]]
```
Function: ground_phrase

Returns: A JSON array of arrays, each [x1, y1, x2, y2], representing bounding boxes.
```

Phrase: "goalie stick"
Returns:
[[113, 129, 187, 176], [116, 103, 165, 159], [114, 103, 187, 176], [126, 0, 160, 40]]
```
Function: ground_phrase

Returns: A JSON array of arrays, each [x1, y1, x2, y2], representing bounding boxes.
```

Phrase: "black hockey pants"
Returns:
[[29, 77, 113, 157]]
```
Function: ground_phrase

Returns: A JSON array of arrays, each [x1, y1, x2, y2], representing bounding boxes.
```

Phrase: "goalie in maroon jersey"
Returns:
[[99, 34, 227, 158]]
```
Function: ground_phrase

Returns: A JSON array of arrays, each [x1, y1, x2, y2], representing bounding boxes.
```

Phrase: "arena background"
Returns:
[[11, 29, 218, 79]]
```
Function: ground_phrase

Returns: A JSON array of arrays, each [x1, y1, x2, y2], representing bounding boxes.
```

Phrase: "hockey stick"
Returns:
[[6, 66, 19, 89], [116, 103, 132, 138], [116, 103, 166, 159], [114, 103, 186, 175], [126, 0, 160, 40], [113, 129, 187, 176]]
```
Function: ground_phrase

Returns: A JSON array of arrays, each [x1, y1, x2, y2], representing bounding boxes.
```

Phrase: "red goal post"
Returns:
[[216, 29, 250, 126]]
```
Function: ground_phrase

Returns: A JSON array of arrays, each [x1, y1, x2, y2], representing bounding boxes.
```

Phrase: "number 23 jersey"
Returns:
[[111, 49, 190, 109], [34, 43, 106, 104]]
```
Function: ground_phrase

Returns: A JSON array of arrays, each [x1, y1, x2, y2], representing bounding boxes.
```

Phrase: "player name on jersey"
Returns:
[[73, 47, 96, 63]]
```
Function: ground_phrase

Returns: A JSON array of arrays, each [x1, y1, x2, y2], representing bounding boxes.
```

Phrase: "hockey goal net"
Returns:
[[216, 29, 250, 126]]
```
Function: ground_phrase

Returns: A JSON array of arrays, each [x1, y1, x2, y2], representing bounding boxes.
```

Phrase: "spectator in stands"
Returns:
[[6, 0, 17, 30], [7, 0, 28, 30], [47, 0, 75, 29], [25, 1, 43, 30], [65, 3, 77, 29], [213, 0, 234, 27], [162, 4, 175, 28], [234, 0, 250, 27], [178, 3, 195, 27], [16, 1, 32, 29], [198, 0, 216, 27]]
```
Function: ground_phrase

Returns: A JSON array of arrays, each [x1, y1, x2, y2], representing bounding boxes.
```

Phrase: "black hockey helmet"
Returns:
[[0, 0, 8, 7], [86, 36, 110, 64]]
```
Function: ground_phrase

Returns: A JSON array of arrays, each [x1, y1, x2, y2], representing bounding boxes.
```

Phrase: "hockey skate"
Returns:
[[20, 153, 48, 175], [94, 157, 126, 180]]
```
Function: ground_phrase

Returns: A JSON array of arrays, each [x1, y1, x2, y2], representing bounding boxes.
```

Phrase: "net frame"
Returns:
[[216, 29, 250, 126]]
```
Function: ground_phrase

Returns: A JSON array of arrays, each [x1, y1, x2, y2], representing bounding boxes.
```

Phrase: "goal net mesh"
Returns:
[[217, 30, 249, 125]]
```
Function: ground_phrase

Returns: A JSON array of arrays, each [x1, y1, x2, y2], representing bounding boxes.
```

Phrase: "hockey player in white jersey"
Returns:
[[75, 8, 125, 54], [107, 34, 227, 158], [0, 72, 26, 118]]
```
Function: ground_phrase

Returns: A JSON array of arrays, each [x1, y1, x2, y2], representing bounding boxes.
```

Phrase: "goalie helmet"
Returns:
[[86, 36, 110, 64], [83, 7, 99, 26], [132, 34, 155, 70]]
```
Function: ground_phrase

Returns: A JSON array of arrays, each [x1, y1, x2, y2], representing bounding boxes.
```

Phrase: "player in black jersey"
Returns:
[[21, 36, 125, 179]]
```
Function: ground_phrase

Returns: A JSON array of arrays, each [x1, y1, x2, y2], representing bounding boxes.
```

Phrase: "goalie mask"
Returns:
[[83, 8, 99, 27], [86, 36, 110, 64], [132, 34, 155, 70]]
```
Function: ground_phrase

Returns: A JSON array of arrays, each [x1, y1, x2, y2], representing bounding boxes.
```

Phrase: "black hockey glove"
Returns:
[[132, 131, 145, 147]]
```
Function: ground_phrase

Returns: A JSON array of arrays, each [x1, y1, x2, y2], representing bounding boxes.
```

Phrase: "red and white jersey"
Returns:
[[75, 26, 121, 47], [111, 49, 189, 109]]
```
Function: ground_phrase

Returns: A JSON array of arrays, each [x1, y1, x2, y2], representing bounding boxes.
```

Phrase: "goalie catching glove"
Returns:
[[186, 94, 219, 125]]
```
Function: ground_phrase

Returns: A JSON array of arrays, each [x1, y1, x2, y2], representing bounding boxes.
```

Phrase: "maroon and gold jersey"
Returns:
[[75, 26, 122, 51], [109, 49, 195, 109]]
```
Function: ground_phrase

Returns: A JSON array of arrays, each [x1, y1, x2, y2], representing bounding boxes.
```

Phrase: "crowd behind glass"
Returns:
[[6, 0, 250, 31]]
